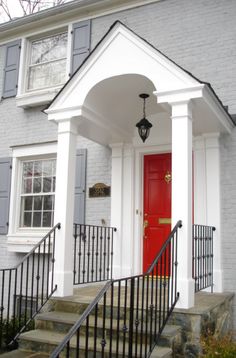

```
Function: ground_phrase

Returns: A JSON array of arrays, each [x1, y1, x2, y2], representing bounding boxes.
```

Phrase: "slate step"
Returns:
[[35, 310, 181, 350], [19, 329, 173, 358], [0, 350, 49, 357]]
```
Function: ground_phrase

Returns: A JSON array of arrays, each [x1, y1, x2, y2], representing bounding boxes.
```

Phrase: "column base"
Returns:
[[53, 271, 74, 297], [176, 278, 195, 309], [213, 269, 223, 292], [113, 265, 132, 279]]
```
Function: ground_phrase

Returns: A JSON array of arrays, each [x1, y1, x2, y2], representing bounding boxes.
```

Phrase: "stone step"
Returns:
[[0, 350, 49, 357], [19, 329, 173, 358], [36, 310, 181, 350]]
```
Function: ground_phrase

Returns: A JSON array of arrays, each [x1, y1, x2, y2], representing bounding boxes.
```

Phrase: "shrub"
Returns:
[[201, 331, 236, 357], [0, 315, 35, 351]]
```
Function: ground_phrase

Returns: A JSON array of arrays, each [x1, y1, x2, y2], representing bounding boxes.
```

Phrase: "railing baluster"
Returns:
[[192, 224, 215, 293], [0, 223, 60, 350], [128, 277, 135, 358], [116, 281, 121, 358], [109, 283, 114, 357], [91, 227, 95, 282], [73, 224, 116, 285], [94, 303, 98, 358], [134, 276, 140, 358], [87, 226, 91, 283]]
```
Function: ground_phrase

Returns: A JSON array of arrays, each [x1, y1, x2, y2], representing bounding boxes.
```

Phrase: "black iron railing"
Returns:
[[192, 224, 215, 293], [50, 220, 182, 358], [0, 223, 60, 349], [73, 224, 116, 285]]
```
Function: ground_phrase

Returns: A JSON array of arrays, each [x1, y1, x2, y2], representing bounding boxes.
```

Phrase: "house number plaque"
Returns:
[[89, 183, 111, 198]]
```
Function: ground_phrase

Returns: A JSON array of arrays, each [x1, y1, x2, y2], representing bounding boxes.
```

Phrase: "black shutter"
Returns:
[[74, 149, 87, 224], [2, 40, 21, 98], [71, 20, 91, 75], [0, 158, 12, 235]]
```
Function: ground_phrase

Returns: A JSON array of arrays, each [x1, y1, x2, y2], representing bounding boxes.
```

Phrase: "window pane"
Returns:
[[33, 212, 41, 227], [43, 160, 53, 176], [24, 196, 33, 211], [34, 161, 42, 177], [52, 161, 56, 176], [34, 196, 42, 210], [43, 195, 53, 210], [33, 178, 41, 193], [23, 162, 33, 177], [23, 178, 32, 194], [43, 212, 52, 227], [43, 177, 52, 192], [23, 212, 32, 227], [52, 177, 56, 192]]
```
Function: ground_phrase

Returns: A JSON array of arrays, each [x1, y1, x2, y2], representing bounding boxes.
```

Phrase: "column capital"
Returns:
[[171, 100, 193, 119], [57, 118, 78, 135], [154, 84, 204, 104], [203, 133, 220, 149], [110, 143, 124, 158]]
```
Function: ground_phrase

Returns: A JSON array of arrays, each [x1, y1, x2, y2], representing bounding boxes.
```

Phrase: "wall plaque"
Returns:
[[89, 183, 111, 198]]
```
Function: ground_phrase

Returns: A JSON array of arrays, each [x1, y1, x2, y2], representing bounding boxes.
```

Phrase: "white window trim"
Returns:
[[7, 142, 57, 253], [16, 26, 71, 109]]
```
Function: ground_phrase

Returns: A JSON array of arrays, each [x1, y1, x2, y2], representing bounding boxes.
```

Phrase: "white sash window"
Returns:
[[20, 159, 56, 228]]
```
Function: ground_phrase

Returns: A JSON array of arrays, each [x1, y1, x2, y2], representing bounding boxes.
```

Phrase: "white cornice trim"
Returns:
[[0, 0, 160, 44]]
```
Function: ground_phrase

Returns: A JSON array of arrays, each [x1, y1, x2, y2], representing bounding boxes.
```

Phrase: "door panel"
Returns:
[[143, 153, 171, 274]]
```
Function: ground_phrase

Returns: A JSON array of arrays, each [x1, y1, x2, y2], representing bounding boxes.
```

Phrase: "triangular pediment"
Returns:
[[47, 21, 199, 113]]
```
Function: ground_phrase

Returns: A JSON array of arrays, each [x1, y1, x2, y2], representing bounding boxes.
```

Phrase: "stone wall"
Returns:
[[169, 292, 234, 357]]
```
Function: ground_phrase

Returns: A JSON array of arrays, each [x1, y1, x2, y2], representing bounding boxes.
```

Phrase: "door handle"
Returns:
[[143, 219, 149, 237]]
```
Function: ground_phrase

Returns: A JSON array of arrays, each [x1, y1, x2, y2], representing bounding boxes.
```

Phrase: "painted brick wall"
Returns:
[[220, 132, 236, 328]]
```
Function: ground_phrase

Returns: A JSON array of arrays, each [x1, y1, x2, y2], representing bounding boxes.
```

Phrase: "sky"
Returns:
[[0, 0, 69, 23], [0, 0, 22, 22]]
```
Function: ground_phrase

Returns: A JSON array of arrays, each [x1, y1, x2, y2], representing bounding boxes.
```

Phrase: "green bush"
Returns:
[[201, 332, 236, 357], [0, 315, 35, 351]]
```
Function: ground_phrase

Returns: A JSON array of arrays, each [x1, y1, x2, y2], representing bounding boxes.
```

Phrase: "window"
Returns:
[[27, 33, 68, 91], [20, 159, 56, 228]]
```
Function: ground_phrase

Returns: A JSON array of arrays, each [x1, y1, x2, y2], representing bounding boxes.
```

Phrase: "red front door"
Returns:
[[143, 153, 171, 273]]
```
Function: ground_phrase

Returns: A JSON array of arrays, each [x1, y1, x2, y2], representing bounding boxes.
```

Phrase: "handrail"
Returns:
[[0, 223, 61, 349], [147, 220, 182, 273], [73, 223, 117, 285], [50, 220, 182, 358]]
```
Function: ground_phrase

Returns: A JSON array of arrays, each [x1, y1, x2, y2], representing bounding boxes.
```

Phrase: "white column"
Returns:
[[53, 119, 78, 297], [193, 137, 207, 225], [171, 101, 195, 309], [205, 134, 223, 292], [110, 144, 135, 278], [121, 144, 134, 277], [110, 144, 123, 278]]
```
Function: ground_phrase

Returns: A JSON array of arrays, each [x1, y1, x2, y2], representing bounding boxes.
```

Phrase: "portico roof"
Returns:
[[46, 21, 234, 145]]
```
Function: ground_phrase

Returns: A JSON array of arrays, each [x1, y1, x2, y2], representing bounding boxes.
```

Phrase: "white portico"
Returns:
[[46, 21, 233, 309]]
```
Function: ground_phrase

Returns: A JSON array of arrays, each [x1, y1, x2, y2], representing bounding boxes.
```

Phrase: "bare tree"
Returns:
[[0, 0, 67, 21]]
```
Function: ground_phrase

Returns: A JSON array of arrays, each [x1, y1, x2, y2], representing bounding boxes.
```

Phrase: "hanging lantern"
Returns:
[[136, 93, 152, 143]]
